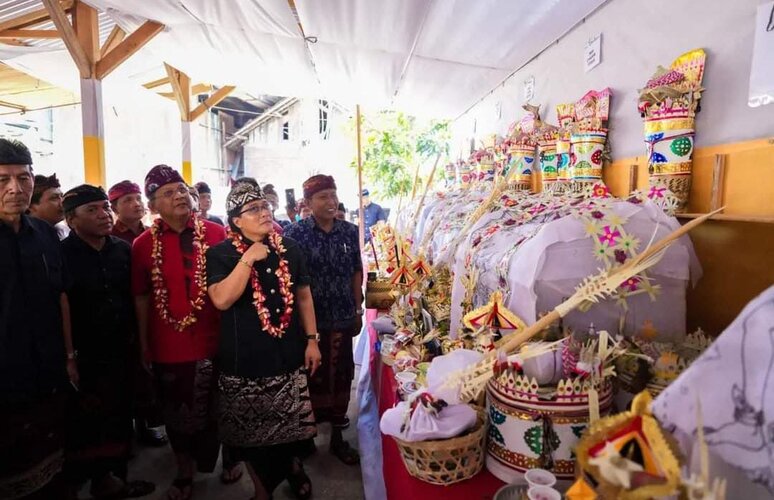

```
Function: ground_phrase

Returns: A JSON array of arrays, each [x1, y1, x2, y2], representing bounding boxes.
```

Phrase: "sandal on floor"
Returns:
[[331, 441, 360, 466], [167, 477, 193, 500], [220, 464, 243, 485], [287, 457, 312, 500]]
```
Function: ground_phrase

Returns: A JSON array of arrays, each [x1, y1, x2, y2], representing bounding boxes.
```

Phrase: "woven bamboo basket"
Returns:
[[393, 407, 487, 486], [366, 279, 395, 310]]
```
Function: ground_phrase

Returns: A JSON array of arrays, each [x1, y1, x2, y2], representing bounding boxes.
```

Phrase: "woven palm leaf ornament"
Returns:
[[443, 207, 724, 403], [389, 236, 420, 289], [463, 291, 527, 332]]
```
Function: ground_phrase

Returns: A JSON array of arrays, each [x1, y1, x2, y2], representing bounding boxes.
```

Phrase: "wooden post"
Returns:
[[181, 120, 192, 184], [357, 105, 365, 251], [80, 78, 106, 186], [628, 164, 638, 193], [710, 154, 726, 211]]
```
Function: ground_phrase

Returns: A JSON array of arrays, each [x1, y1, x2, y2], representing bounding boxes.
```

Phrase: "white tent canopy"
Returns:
[[0, 0, 606, 117]]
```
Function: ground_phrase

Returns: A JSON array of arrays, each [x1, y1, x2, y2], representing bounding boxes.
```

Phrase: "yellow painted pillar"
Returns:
[[181, 120, 192, 184], [80, 78, 106, 187]]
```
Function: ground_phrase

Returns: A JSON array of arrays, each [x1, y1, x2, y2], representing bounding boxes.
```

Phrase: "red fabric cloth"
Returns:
[[272, 220, 284, 235], [131, 216, 226, 363], [370, 310, 504, 499]]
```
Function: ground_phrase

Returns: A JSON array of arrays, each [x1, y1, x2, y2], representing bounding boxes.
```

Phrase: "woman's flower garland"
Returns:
[[230, 230, 294, 337], [150, 216, 209, 331]]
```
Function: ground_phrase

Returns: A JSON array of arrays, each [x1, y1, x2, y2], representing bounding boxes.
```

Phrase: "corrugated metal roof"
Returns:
[[0, 0, 116, 49]]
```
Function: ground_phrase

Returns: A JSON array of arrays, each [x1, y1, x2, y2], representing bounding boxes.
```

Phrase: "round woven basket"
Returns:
[[366, 280, 395, 310], [393, 407, 487, 486]]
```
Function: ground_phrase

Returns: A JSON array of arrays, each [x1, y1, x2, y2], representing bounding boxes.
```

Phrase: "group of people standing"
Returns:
[[0, 138, 363, 500]]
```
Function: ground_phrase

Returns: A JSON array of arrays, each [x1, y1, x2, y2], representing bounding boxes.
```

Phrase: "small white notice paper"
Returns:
[[523, 76, 535, 102], [585, 34, 602, 73]]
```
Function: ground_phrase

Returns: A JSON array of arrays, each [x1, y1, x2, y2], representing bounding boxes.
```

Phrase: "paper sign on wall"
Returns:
[[523, 76, 535, 102], [585, 34, 602, 72]]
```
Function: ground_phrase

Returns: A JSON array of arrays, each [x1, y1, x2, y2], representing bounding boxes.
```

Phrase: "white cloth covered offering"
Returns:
[[380, 392, 478, 442], [426, 349, 483, 405]]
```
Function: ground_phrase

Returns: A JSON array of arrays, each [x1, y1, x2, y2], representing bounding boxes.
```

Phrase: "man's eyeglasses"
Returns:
[[239, 202, 272, 215], [154, 185, 190, 199]]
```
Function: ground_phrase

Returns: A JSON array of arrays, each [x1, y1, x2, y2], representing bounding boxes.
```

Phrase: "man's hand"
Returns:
[[305, 341, 322, 376]]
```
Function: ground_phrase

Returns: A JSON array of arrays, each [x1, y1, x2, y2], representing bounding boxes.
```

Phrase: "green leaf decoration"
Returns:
[[670, 136, 692, 157], [524, 425, 544, 455]]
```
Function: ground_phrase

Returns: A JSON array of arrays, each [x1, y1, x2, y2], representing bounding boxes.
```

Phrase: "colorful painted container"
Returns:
[[486, 374, 613, 484]]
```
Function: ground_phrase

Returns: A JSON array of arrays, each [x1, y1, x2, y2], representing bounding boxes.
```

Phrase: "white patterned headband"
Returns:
[[226, 183, 265, 216]]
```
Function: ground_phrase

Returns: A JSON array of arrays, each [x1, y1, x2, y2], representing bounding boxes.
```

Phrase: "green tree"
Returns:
[[350, 111, 450, 199]]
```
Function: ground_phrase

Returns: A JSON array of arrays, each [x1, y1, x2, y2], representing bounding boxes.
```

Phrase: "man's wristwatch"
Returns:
[[66, 350, 78, 360], [355, 308, 364, 315], [306, 333, 320, 342]]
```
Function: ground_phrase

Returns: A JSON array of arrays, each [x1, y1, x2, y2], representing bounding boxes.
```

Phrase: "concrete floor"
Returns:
[[83, 373, 365, 500]]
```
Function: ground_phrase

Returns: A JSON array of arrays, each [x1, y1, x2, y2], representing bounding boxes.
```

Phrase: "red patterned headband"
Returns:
[[303, 174, 336, 199]]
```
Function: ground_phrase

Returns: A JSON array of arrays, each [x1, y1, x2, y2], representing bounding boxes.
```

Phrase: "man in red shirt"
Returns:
[[131, 165, 227, 500]]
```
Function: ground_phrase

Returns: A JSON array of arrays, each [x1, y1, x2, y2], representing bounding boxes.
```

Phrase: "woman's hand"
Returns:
[[66, 359, 79, 387], [244, 242, 269, 264], [305, 341, 322, 376]]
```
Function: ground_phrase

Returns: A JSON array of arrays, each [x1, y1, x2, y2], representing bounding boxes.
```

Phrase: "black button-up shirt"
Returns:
[[62, 233, 135, 364], [0, 215, 68, 404], [206, 236, 311, 378], [284, 217, 361, 330]]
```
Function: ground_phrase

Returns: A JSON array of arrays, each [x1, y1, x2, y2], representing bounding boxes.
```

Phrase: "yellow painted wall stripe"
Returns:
[[83, 135, 106, 187], [182, 160, 192, 185]]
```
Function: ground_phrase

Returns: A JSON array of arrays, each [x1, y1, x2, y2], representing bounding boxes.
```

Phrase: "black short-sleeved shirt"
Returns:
[[0, 215, 68, 404], [62, 233, 135, 364], [206, 235, 311, 379]]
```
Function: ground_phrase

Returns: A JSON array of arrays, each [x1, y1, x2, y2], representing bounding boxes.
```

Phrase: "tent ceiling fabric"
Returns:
[[0, 0, 606, 118]]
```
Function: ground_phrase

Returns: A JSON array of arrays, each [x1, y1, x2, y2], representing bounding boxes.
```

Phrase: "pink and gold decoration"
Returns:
[[639, 49, 706, 212], [569, 88, 612, 192]]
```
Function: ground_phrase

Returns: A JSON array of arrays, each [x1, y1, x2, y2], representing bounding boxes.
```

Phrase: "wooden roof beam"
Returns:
[[164, 63, 190, 120], [189, 85, 235, 122], [96, 21, 163, 80], [143, 76, 170, 90], [99, 25, 125, 59], [0, 1, 74, 32], [41, 0, 91, 78], [73, 1, 99, 66], [0, 29, 61, 39], [0, 100, 27, 112]]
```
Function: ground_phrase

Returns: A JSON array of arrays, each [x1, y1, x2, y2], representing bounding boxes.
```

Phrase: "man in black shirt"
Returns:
[[61, 185, 155, 499], [0, 138, 74, 499]]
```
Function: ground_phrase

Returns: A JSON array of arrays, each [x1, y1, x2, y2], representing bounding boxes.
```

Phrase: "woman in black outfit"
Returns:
[[206, 183, 322, 500]]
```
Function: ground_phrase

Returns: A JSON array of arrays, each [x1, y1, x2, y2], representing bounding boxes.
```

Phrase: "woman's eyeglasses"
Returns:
[[239, 202, 272, 215]]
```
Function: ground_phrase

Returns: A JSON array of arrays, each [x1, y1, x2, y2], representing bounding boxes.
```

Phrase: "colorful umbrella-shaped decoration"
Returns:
[[463, 291, 526, 331]]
